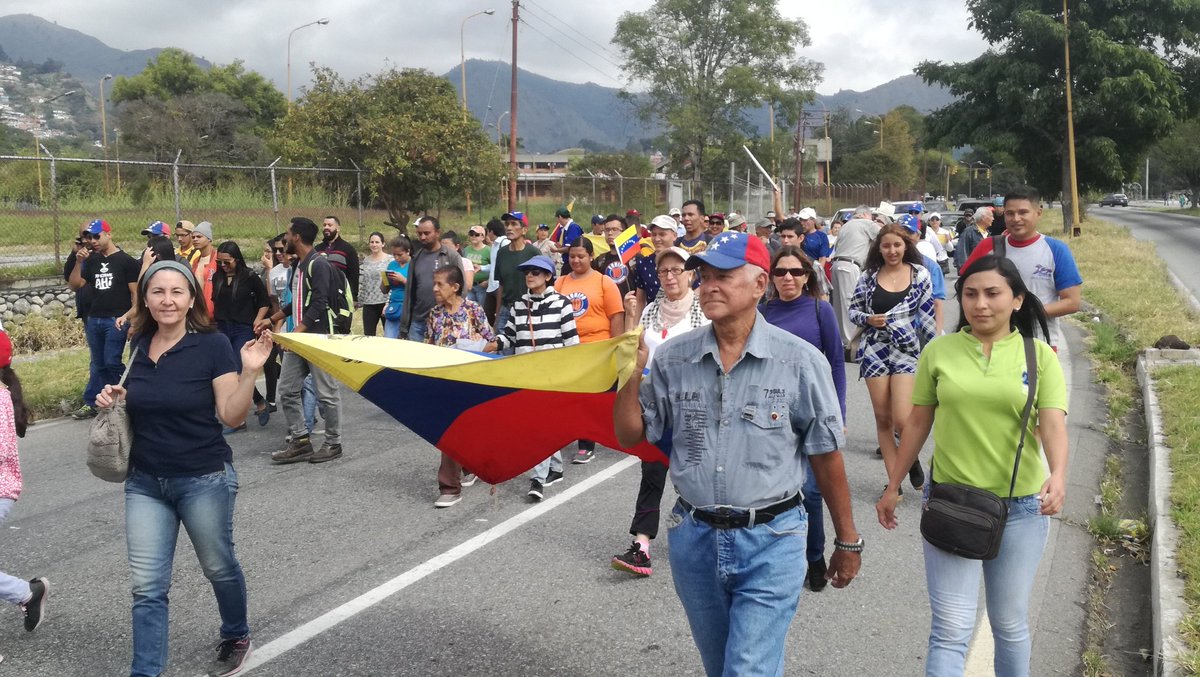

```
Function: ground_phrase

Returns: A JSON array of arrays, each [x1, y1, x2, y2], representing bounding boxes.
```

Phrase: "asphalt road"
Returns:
[[0, 288, 1102, 676], [1090, 205, 1200, 302]]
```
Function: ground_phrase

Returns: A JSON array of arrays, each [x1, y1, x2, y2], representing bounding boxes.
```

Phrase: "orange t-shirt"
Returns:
[[193, 254, 219, 316], [556, 269, 623, 343]]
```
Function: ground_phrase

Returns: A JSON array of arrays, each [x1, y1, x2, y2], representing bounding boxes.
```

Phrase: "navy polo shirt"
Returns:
[[126, 331, 238, 477]]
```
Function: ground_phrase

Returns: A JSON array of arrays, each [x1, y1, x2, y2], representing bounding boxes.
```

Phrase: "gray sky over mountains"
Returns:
[[9, 0, 988, 94]]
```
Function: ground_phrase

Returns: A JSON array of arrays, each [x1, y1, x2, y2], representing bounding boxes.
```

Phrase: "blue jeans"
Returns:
[[125, 464, 248, 677], [218, 321, 264, 406], [407, 317, 427, 343], [84, 316, 128, 406], [667, 501, 808, 677], [467, 285, 487, 307], [801, 457, 825, 563], [495, 304, 513, 355], [923, 495, 1048, 677], [384, 318, 402, 339], [303, 373, 319, 431]]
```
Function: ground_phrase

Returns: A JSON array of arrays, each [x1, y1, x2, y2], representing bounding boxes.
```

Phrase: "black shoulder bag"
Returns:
[[919, 335, 1037, 560]]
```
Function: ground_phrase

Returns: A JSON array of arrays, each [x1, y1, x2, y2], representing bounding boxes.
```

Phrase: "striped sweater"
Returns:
[[496, 290, 579, 354]]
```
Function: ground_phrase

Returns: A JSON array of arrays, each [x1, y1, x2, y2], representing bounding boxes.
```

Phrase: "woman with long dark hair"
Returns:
[[212, 241, 271, 431], [358, 232, 391, 336], [877, 255, 1067, 676], [849, 223, 936, 495], [761, 245, 846, 592], [97, 260, 273, 677]]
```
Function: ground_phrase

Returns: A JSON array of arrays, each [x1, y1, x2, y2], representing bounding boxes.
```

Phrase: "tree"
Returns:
[[116, 92, 266, 165], [274, 67, 504, 232], [612, 0, 821, 186], [918, 1, 1200, 229], [833, 109, 917, 194], [1150, 119, 1200, 200], [569, 152, 653, 179], [112, 49, 286, 138]]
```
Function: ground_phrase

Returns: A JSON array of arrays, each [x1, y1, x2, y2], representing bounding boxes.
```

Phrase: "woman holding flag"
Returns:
[[556, 237, 625, 464], [611, 245, 709, 576]]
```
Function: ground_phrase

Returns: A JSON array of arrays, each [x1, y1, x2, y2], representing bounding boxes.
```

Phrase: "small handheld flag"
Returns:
[[613, 225, 642, 265]]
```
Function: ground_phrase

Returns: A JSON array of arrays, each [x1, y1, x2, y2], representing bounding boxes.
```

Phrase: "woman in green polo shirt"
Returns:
[[876, 255, 1069, 677]]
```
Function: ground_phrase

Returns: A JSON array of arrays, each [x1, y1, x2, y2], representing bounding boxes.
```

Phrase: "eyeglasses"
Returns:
[[772, 267, 808, 278], [657, 267, 686, 278]]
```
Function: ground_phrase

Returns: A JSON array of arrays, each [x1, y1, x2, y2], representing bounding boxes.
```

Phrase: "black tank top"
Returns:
[[872, 284, 910, 314]]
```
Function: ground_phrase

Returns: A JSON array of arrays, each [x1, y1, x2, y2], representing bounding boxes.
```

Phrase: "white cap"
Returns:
[[656, 246, 691, 264], [765, 211, 777, 218], [668, 207, 681, 217], [928, 212, 942, 221], [649, 214, 678, 231], [797, 207, 818, 221]]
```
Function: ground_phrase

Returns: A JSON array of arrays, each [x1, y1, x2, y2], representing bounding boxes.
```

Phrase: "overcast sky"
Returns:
[[11, 0, 988, 94]]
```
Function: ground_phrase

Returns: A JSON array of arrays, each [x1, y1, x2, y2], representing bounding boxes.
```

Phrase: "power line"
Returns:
[[519, 7, 624, 72], [517, 17, 622, 87], [479, 20, 512, 128], [523, 0, 624, 63]]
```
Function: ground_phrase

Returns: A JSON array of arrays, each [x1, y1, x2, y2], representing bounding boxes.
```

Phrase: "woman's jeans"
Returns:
[[0, 498, 30, 605], [801, 455, 825, 563], [218, 320, 264, 405], [923, 495, 1048, 677], [125, 464, 248, 677], [667, 501, 808, 677]]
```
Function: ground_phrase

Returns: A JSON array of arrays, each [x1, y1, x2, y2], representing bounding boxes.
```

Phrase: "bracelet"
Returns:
[[834, 537, 864, 553]]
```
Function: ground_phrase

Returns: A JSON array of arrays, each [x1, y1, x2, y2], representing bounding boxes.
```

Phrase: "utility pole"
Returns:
[[507, 0, 519, 212], [796, 118, 806, 206]]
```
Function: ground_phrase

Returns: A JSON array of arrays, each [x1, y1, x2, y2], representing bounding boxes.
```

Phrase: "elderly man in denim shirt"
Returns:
[[615, 232, 862, 677]]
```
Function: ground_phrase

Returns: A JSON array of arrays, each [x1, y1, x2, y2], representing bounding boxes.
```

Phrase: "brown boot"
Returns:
[[309, 442, 343, 464], [272, 436, 314, 464]]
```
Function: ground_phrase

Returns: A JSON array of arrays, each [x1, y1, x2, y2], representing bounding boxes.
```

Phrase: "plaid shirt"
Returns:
[[848, 264, 936, 356]]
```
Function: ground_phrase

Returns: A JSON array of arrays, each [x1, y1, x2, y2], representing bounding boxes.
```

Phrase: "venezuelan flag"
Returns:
[[272, 331, 668, 484], [613, 225, 642, 265]]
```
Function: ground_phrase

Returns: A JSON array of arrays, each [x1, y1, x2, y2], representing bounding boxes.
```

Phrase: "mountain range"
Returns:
[[0, 14, 955, 154]]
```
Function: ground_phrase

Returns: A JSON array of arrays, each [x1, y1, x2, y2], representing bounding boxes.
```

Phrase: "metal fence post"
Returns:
[[41, 146, 61, 267], [172, 150, 182, 222], [350, 160, 365, 244], [267, 156, 281, 231], [615, 171, 624, 210]]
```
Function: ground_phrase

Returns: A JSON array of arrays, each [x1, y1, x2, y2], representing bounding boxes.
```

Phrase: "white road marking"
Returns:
[[239, 455, 640, 673], [964, 335, 1074, 675]]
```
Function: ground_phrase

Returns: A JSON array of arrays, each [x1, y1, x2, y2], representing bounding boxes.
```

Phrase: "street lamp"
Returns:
[[959, 161, 975, 197], [857, 110, 884, 149], [287, 18, 330, 106], [99, 74, 113, 193], [976, 161, 1003, 195], [460, 9, 496, 120], [34, 90, 78, 203], [492, 111, 510, 147]]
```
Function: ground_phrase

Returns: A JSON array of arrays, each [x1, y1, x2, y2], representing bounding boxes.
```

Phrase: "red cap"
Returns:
[[0, 332, 11, 369], [626, 209, 640, 217]]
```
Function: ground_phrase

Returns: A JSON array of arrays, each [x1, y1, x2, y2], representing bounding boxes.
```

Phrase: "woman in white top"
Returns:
[[610, 246, 710, 577], [357, 232, 392, 336]]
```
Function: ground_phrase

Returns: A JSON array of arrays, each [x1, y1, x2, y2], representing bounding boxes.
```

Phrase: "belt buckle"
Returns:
[[708, 507, 739, 529]]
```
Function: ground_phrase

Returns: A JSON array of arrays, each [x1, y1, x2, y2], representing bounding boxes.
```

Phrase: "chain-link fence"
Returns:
[[0, 152, 886, 279], [0, 153, 371, 277]]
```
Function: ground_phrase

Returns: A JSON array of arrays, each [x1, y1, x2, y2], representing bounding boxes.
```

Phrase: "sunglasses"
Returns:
[[772, 267, 808, 278], [469, 231, 484, 237], [273, 248, 285, 254], [82, 232, 100, 240]]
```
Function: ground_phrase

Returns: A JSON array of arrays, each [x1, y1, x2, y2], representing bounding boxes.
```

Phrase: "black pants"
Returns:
[[629, 461, 669, 539], [263, 344, 281, 404], [361, 303, 385, 336]]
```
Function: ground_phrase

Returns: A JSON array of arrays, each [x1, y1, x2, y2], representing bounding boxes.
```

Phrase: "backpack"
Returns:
[[306, 256, 355, 334]]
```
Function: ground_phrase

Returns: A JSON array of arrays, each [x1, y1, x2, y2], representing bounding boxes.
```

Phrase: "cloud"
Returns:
[[5, 0, 987, 94]]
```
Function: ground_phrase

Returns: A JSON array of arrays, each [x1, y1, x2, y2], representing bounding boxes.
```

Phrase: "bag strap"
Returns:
[[117, 346, 139, 388], [991, 234, 1007, 259], [1005, 335, 1039, 499]]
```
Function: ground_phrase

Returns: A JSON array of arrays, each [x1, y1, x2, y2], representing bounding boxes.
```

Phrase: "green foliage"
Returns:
[[612, 0, 820, 184], [111, 48, 208, 103], [1150, 119, 1200, 198], [568, 152, 653, 178], [835, 109, 917, 191], [273, 67, 504, 232], [919, 1, 1200, 220]]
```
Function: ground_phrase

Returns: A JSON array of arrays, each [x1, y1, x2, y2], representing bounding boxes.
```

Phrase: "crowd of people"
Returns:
[[16, 185, 1084, 675]]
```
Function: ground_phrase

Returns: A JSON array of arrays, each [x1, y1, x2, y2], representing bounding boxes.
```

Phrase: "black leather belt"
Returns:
[[832, 256, 860, 266], [678, 493, 801, 529]]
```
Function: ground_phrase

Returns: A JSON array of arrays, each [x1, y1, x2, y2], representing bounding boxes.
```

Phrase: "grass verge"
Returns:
[[16, 348, 89, 422], [1159, 366, 1200, 673], [1070, 216, 1200, 674]]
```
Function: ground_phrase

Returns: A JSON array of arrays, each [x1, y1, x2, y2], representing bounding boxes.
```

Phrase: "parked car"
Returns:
[[1098, 193, 1129, 207]]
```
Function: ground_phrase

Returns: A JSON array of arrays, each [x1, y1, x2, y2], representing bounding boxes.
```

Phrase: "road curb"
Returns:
[[1136, 348, 1200, 676], [1165, 268, 1200, 317]]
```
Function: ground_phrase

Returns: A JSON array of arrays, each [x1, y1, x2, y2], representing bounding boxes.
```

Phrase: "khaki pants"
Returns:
[[830, 259, 862, 350]]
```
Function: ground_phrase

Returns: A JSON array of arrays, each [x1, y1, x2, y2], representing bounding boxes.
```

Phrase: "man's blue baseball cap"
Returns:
[[141, 220, 170, 237], [908, 202, 924, 213], [684, 231, 771, 272], [899, 214, 920, 233]]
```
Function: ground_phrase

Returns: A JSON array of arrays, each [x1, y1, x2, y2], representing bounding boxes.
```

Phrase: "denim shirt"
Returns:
[[640, 313, 845, 509]]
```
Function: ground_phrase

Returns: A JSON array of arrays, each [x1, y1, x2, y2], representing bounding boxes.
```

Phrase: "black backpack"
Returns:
[[305, 256, 355, 334]]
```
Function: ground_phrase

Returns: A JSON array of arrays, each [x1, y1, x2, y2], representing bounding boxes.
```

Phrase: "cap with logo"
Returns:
[[684, 231, 771, 272], [898, 214, 921, 233], [85, 219, 112, 236], [141, 220, 171, 237], [908, 202, 925, 214], [591, 214, 605, 225]]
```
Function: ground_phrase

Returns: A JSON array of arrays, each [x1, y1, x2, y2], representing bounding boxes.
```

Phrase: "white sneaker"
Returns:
[[433, 494, 462, 508], [460, 473, 477, 487]]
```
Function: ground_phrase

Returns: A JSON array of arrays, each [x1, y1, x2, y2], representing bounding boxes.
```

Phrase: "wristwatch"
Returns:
[[834, 536, 864, 553]]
